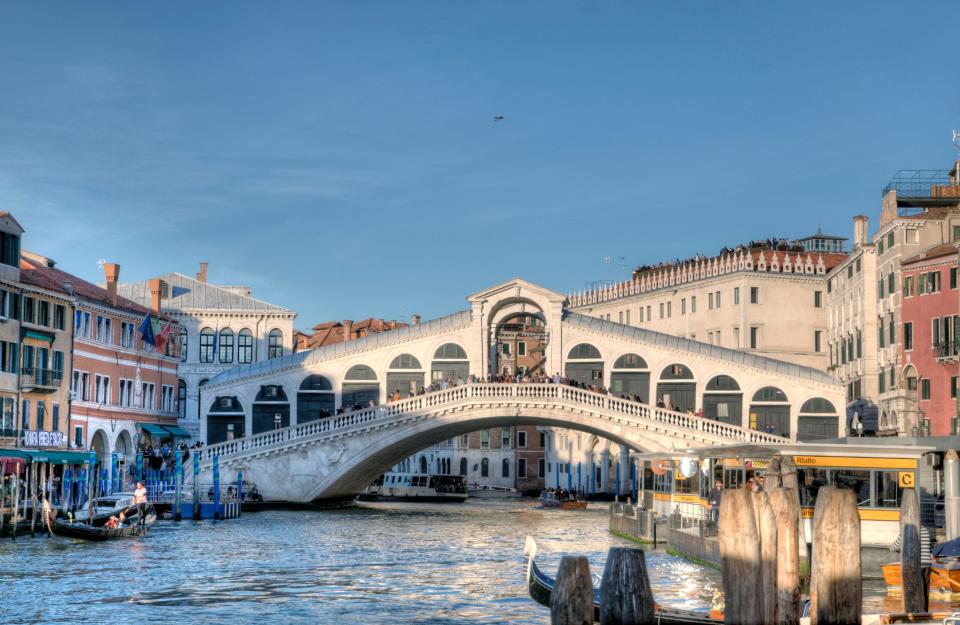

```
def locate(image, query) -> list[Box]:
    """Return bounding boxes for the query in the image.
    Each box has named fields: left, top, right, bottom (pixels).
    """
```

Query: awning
left=138, top=423, right=170, bottom=437
left=0, top=451, right=28, bottom=472
left=22, top=450, right=93, bottom=465
left=24, top=330, right=54, bottom=342
left=162, top=425, right=192, bottom=439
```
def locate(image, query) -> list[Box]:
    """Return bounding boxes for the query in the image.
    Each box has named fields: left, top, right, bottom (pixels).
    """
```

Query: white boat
left=467, top=484, right=521, bottom=499
left=358, top=474, right=468, bottom=503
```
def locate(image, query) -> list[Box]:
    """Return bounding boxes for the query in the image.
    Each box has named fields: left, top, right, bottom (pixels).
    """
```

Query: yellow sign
left=899, top=472, right=915, bottom=488
left=791, top=456, right=916, bottom=470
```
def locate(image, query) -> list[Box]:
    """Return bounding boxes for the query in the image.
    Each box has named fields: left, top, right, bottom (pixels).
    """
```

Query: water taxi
left=358, top=474, right=468, bottom=503
left=540, top=489, right=588, bottom=510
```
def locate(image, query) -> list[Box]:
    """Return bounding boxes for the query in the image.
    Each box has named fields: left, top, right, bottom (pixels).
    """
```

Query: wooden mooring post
left=11, top=463, right=20, bottom=541
left=29, top=461, right=38, bottom=537
left=599, top=546, right=655, bottom=625
left=899, top=488, right=926, bottom=614
left=719, top=488, right=763, bottom=624
left=769, top=488, right=801, bottom=625
left=550, top=555, right=593, bottom=625
left=810, top=486, right=861, bottom=625
left=753, top=490, right=778, bottom=625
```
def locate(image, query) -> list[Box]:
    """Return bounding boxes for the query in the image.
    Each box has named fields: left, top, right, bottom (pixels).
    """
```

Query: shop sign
left=23, top=430, right=65, bottom=448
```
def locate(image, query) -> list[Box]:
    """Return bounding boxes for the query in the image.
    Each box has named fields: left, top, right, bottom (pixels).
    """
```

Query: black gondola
left=523, top=536, right=718, bottom=625
left=43, top=501, right=156, bottom=541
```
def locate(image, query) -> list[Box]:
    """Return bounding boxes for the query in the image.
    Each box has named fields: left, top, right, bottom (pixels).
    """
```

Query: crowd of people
left=630, top=238, right=807, bottom=280
left=134, top=441, right=200, bottom=474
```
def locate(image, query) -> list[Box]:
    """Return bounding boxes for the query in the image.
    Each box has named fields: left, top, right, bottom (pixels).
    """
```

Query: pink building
left=899, top=243, right=960, bottom=436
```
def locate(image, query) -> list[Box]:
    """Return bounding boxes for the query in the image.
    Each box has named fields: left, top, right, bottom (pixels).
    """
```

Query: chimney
left=342, top=319, right=353, bottom=341
left=853, top=215, right=869, bottom=249
left=196, top=262, right=208, bottom=284
left=103, top=262, right=120, bottom=306
left=147, top=278, right=163, bottom=315
left=411, top=314, right=421, bottom=325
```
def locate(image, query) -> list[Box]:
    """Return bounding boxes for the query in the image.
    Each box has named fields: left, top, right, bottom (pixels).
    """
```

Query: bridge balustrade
left=196, top=383, right=787, bottom=464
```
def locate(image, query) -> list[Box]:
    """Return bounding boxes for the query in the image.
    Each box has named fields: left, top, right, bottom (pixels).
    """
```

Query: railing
left=196, top=383, right=790, bottom=464
left=883, top=170, right=959, bottom=204
left=21, top=367, right=62, bottom=389
left=936, top=340, right=960, bottom=359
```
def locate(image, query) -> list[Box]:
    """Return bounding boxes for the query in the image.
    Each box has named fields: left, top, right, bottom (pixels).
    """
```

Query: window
left=179, top=331, right=188, bottom=362
left=52, top=403, right=59, bottom=432
left=22, top=296, right=35, bottom=324
left=94, top=374, right=110, bottom=405
left=888, top=272, right=895, bottom=295
left=907, top=376, right=918, bottom=391
left=52, top=350, right=63, bottom=374
left=518, top=458, right=527, bottom=478
left=646, top=305, right=652, bottom=319
left=733, top=327, right=740, bottom=348
left=856, top=258, right=861, bottom=272
left=502, top=428, right=510, bottom=448
left=21, top=399, right=29, bottom=430
left=95, top=315, right=112, bottom=344
left=878, top=239, right=884, bottom=255
left=74, top=426, right=82, bottom=448
left=953, top=376, right=959, bottom=400
left=480, top=430, right=489, bottom=448
left=178, top=380, right=186, bottom=419
left=119, top=379, right=133, bottom=407
left=37, top=301, right=50, bottom=326
left=750, top=287, right=759, bottom=304
left=238, top=329, right=254, bottom=363
left=219, top=329, right=234, bottom=363
left=666, top=301, right=672, bottom=317
left=161, top=385, right=175, bottom=412
left=0, top=231, right=20, bottom=268
left=681, top=299, right=686, bottom=315
left=659, top=303, right=664, bottom=319
left=268, top=329, right=284, bottom=358
left=952, top=268, right=958, bottom=290
left=639, top=307, right=644, bottom=323
left=814, top=291, right=822, bottom=308
left=734, top=287, right=740, bottom=305
left=888, top=231, right=895, bottom=248
left=502, top=459, right=510, bottom=478
left=517, top=431, right=527, bottom=448
left=879, top=372, right=885, bottom=393
left=199, top=328, right=215, bottom=363
left=481, top=458, right=489, bottom=477
left=921, top=379, right=931, bottom=401
left=141, top=382, right=155, bottom=410
left=0, top=340, right=17, bottom=374
left=857, top=330, right=862, bottom=358
left=815, top=330, right=822, bottom=353
left=460, top=458, right=468, bottom=476
left=690, top=297, right=696, bottom=313
left=750, top=327, right=759, bottom=349
left=501, top=342, right=511, bottom=356
left=903, top=276, right=915, bottom=297
left=878, top=277, right=884, bottom=298
left=715, top=291, right=721, bottom=307
left=517, top=341, right=526, bottom=357
left=618, top=311, right=623, bottom=324
left=538, top=458, right=545, bottom=478
left=36, top=401, right=45, bottom=430
left=54, top=304, right=65, bottom=330
left=625, top=309, right=630, bottom=325
left=708, top=293, right=714, bottom=309
left=539, top=432, right=546, bottom=447
left=119, top=321, right=134, bottom=348
left=928, top=271, right=942, bottom=293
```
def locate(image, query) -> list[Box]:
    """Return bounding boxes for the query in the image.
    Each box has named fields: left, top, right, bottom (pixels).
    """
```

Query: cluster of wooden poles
left=549, top=455, right=929, bottom=625
left=1, top=460, right=99, bottom=540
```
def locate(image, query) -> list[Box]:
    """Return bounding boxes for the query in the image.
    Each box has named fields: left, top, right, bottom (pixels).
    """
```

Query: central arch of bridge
left=192, top=383, right=786, bottom=503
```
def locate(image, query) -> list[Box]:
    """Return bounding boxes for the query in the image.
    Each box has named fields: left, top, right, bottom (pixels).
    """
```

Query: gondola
left=43, top=500, right=156, bottom=541
left=523, top=536, right=718, bottom=624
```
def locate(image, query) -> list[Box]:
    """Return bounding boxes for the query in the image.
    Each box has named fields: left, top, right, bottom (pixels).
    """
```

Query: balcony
left=883, top=170, right=960, bottom=209
left=21, top=367, right=62, bottom=393
left=936, top=340, right=960, bottom=362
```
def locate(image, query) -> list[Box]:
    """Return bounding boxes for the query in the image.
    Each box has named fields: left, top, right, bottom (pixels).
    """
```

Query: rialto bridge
left=191, top=279, right=844, bottom=503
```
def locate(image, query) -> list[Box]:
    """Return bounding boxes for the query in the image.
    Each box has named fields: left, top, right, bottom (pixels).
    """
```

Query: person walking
left=133, top=481, right=148, bottom=526
left=707, top=480, right=723, bottom=525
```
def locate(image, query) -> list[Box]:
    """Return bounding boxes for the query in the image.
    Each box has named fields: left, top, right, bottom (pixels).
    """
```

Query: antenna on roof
left=96, top=258, right=106, bottom=268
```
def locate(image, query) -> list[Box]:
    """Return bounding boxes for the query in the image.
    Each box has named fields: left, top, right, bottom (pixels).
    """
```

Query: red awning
left=0, top=455, right=26, bottom=473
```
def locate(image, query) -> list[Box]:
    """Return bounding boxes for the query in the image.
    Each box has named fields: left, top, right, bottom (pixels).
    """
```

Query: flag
left=155, top=320, right=174, bottom=353
left=138, top=313, right=155, bottom=346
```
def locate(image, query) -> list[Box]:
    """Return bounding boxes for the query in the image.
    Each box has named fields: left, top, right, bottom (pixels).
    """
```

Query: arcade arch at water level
left=195, top=278, right=844, bottom=503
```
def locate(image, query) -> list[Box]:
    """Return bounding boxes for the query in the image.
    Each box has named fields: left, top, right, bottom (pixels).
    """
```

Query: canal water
left=1, top=500, right=722, bottom=625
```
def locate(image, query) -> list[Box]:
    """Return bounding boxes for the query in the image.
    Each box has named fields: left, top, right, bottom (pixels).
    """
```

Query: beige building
left=567, top=242, right=848, bottom=370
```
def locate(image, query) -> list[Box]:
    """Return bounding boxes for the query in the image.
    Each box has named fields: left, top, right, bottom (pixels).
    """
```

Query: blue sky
left=1, top=2, right=958, bottom=325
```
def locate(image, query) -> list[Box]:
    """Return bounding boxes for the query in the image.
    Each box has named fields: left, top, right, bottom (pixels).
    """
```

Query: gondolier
left=133, top=482, right=148, bottom=526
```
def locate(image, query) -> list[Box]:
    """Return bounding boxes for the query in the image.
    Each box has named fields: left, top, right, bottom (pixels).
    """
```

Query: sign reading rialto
left=23, top=430, right=65, bottom=447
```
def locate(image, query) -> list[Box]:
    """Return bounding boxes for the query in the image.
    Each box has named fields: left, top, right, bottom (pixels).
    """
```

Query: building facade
left=454, top=425, right=545, bottom=493
left=20, top=255, right=184, bottom=475
left=899, top=244, right=959, bottom=436
left=116, top=263, right=296, bottom=441
left=0, top=213, right=24, bottom=449
left=567, top=242, right=847, bottom=370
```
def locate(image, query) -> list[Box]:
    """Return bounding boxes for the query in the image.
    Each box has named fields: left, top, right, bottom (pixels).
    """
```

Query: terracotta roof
left=902, top=242, right=959, bottom=266
left=899, top=206, right=959, bottom=221
left=294, top=317, right=409, bottom=350
left=19, top=254, right=170, bottom=320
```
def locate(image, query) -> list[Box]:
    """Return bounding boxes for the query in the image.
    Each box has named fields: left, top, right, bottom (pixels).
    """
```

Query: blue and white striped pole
left=110, top=453, right=118, bottom=494
left=213, top=455, right=221, bottom=520
left=567, top=463, right=572, bottom=492
left=577, top=462, right=582, bottom=496
left=174, top=450, right=182, bottom=521
left=192, top=453, right=200, bottom=520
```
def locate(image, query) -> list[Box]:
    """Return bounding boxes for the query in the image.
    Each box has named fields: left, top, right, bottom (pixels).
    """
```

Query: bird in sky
left=493, top=115, right=504, bottom=122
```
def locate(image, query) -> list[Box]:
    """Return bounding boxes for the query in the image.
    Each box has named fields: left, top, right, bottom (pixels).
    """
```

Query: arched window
left=345, top=365, right=377, bottom=380
left=660, top=364, right=694, bottom=380
left=206, top=395, right=244, bottom=444
left=800, top=398, right=836, bottom=413
left=502, top=458, right=510, bottom=478
left=177, top=379, right=186, bottom=420
left=434, top=343, right=467, bottom=360
left=481, top=457, right=489, bottom=477
left=752, top=387, right=788, bottom=402
left=218, top=329, right=234, bottom=364
left=343, top=365, right=379, bottom=407
left=268, top=329, right=284, bottom=359
left=387, top=354, right=424, bottom=398
left=179, top=330, right=188, bottom=362
left=655, top=364, right=695, bottom=412
left=297, top=375, right=335, bottom=423
left=253, top=385, right=289, bottom=434
left=798, top=397, right=839, bottom=442
left=199, top=328, right=215, bottom=363
left=568, top=343, right=602, bottom=360
left=613, top=354, right=648, bottom=369
left=459, top=457, right=468, bottom=476
left=703, top=375, right=742, bottom=426
left=238, top=328, right=254, bottom=364
left=420, top=456, right=428, bottom=474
